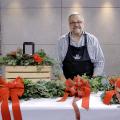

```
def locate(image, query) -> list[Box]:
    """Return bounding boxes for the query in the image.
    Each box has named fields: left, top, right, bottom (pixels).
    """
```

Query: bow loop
left=58, top=75, right=91, bottom=120
left=64, top=75, right=91, bottom=106
left=0, top=76, right=24, bottom=120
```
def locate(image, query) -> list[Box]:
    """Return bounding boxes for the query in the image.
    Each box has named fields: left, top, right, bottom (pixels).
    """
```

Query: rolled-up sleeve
left=88, top=36, right=105, bottom=76
left=56, top=38, right=64, bottom=75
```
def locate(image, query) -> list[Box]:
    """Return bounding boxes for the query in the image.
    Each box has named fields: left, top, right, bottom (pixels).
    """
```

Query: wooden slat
left=5, top=66, right=51, bottom=72
left=5, top=72, right=51, bottom=78
left=5, top=66, right=52, bottom=82
left=6, top=78, right=51, bottom=82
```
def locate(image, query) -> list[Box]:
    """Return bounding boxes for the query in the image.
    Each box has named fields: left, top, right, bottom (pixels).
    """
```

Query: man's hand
left=92, top=74, right=97, bottom=78
left=58, top=74, right=66, bottom=81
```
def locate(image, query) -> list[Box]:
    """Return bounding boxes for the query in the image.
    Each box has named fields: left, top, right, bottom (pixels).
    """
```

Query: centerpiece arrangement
left=0, top=48, right=54, bottom=81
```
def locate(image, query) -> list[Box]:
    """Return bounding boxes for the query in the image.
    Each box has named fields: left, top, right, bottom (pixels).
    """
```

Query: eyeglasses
left=69, top=21, right=83, bottom=25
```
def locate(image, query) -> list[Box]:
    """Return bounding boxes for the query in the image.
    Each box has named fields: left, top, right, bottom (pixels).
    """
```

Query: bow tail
left=81, top=87, right=90, bottom=109
left=82, top=96, right=90, bottom=109
left=57, top=92, right=69, bottom=102
left=1, top=97, right=11, bottom=120
left=72, top=97, right=80, bottom=120
left=11, top=93, right=22, bottom=120
left=103, top=90, right=115, bottom=105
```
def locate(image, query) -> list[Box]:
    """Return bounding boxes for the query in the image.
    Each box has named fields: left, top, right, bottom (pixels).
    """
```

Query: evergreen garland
left=21, top=79, right=65, bottom=100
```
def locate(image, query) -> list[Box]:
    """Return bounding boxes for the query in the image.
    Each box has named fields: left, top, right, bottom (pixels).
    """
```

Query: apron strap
left=68, top=32, right=71, bottom=46
left=83, top=32, right=87, bottom=46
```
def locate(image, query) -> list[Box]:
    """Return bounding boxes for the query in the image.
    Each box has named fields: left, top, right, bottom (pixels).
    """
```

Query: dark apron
left=62, top=32, right=94, bottom=79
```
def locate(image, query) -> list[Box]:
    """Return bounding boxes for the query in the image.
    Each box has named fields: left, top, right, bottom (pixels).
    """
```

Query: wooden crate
left=5, top=66, right=52, bottom=82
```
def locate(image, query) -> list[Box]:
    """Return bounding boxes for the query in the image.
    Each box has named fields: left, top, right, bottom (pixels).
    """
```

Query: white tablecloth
left=0, top=92, right=120, bottom=120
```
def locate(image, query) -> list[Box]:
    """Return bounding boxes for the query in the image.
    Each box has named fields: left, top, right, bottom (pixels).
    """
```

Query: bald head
left=68, top=13, right=84, bottom=36
left=68, top=13, right=84, bottom=22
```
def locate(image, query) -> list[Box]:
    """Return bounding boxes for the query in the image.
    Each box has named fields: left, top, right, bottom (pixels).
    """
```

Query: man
left=57, top=13, right=105, bottom=80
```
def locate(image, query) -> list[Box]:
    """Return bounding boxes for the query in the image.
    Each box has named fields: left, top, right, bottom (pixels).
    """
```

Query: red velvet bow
left=58, top=75, right=91, bottom=120
left=0, top=77, right=24, bottom=120
left=103, top=77, right=120, bottom=104
left=58, top=75, right=90, bottom=108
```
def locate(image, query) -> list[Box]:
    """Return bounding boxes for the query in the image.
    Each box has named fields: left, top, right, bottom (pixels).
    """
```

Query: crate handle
left=23, top=42, right=35, bottom=55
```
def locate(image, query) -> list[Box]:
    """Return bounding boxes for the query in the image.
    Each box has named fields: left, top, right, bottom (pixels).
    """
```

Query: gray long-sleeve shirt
left=57, top=32, right=105, bottom=76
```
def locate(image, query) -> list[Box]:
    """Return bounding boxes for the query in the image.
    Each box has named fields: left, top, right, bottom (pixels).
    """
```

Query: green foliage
left=110, top=94, right=120, bottom=104
left=0, top=56, right=4, bottom=65
left=20, top=75, right=120, bottom=104
left=89, top=76, right=110, bottom=93
left=21, top=76, right=109, bottom=100
left=37, top=49, right=46, bottom=58
left=21, top=79, right=65, bottom=100
left=1, top=49, right=53, bottom=66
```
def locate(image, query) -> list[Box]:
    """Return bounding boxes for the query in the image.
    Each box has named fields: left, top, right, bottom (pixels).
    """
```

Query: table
left=0, top=92, right=120, bottom=120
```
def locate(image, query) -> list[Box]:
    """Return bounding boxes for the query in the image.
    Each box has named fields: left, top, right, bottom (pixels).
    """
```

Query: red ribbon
left=0, top=77, right=24, bottom=120
left=58, top=75, right=90, bottom=120
left=103, top=78, right=120, bottom=104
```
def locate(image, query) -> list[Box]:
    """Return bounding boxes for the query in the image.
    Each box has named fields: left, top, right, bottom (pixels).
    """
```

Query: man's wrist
left=59, top=74, right=66, bottom=81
